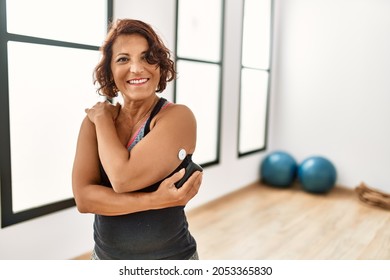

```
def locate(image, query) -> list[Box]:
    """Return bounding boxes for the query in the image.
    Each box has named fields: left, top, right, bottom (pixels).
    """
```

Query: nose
left=129, top=59, right=144, bottom=73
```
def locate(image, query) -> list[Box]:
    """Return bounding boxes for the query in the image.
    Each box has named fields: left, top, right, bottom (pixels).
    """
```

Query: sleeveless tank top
left=93, top=98, right=197, bottom=260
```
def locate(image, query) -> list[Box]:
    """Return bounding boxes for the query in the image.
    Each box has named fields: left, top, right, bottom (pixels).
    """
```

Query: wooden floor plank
left=186, top=182, right=390, bottom=260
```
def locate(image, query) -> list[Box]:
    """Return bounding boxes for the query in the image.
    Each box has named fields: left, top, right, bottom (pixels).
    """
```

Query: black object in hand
left=175, top=161, right=203, bottom=188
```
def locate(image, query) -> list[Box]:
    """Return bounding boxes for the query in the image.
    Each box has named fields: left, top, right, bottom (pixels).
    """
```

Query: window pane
left=7, top=42, right=101, bottom=212
left=242, top=0, right=271, bottom=69
left=176, top=60, right=220, bottom=164
left=6, top=0, right=107, bottom=46
left=239, top=68, right=269, bottom=154
left=177, top=0, right=222, bottom=62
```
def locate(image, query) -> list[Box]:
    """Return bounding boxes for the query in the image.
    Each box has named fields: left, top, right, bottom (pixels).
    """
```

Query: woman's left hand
left=85, top=101, right=121, bottom=123
left=152, top=169, right=203, bottom=209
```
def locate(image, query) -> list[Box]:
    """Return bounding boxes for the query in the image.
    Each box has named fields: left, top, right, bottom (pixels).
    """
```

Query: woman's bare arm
left=87, top=102, right=198, bottom=193
left=72, top=116, right=202, bottom=216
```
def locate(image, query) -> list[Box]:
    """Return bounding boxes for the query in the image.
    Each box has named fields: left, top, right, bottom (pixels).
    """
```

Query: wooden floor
left=73, top=182, right=390, bottom=260
left=187, top=182, right=390, bottom=260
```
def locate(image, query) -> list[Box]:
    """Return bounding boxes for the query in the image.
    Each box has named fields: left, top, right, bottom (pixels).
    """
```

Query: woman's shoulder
left=160, top=102, right=195, bottom=120
left=151, top=101, right=196, bottom=128
left=162, top=101, right=194, bottom=115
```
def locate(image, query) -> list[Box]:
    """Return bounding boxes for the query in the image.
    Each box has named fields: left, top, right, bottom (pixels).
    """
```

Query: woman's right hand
left=85, top=101, right=121, bottom=124
left=152, top=169, right=203, bottom=209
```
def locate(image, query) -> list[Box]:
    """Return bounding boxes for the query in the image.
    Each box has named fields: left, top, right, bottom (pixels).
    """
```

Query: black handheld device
left=175, top=161, right=203, bottom=188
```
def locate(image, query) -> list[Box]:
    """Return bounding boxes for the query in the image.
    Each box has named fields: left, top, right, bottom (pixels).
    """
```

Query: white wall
left=0, top=207, right=94, bottom=259
left=269, top=0, right=390, bottom=192
left=0, top=0, right=264, bottom=259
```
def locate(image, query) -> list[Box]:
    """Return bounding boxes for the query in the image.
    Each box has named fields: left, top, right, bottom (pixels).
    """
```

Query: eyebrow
left=115, top=53, right=129, bottom=57
left=114, top=51, right=148, bottom=57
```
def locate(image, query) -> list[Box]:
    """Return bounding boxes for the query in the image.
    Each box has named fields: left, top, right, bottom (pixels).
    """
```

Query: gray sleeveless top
left=93, top=98, right=197, bottom=259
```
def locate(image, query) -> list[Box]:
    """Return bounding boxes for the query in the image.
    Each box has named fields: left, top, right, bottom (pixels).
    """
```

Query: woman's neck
left=119, top=95, right=159, bottom=126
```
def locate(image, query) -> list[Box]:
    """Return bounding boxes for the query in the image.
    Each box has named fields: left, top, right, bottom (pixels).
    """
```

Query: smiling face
left=110, top=34, right=161, bottom=101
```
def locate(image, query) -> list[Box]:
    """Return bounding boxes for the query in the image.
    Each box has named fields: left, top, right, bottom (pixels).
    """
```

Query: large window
left=0, top=0, right=112, bottom=227
left=238, top=0, right=273, bottom=156
left=175, top=0, right=224, bottom=166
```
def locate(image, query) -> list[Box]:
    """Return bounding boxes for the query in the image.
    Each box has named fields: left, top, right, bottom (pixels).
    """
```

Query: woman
left=72, top=19, right=202, bottom=260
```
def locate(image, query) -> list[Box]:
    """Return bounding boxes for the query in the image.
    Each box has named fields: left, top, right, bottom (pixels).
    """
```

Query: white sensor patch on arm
left=178, top=148, right=187, bottom=160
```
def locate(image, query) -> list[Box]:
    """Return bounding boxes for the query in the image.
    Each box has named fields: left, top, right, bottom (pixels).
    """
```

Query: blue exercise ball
left=298, top=156, right=337, bottom=193
left=260, top=151, right=298, bottom=187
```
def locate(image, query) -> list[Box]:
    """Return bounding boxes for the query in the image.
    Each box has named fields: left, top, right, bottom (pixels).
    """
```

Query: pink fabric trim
left=126, top=101, right=173, bottom=148
left=126, top=121, right=146, bottom=149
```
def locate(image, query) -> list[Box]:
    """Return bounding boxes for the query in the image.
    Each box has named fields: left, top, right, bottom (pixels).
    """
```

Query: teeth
left=129, top=78, right=147, bottom=84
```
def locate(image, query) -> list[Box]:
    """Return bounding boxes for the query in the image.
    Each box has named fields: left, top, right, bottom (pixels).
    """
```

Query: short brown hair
left=94, top=19, right=176, bottom=98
